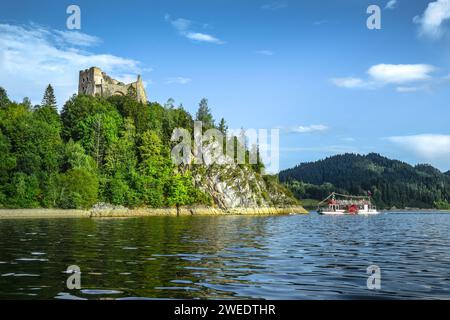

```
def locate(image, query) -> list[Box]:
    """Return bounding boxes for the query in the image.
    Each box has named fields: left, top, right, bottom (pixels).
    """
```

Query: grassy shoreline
left=0, top=206, right=308, bottom=219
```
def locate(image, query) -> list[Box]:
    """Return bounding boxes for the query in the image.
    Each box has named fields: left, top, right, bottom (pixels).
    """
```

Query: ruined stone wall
left=78, top=67, right=147, bottom=103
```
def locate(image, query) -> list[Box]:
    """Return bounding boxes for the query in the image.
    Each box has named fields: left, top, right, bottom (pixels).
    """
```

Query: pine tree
left=22, top=97, right=32, bottom=110
left=218, top=118, right=228, bottom=134
left=164, top=98, right=175, bottom=109
left=0, top=87, right=9, bottom=109
left=42, top=84, right=57, bottom=109
left=195, top=98, right=214, bottom=129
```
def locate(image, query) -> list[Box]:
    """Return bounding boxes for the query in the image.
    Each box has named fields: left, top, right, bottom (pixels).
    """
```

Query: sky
left=1, top=0, right=450, bottom=172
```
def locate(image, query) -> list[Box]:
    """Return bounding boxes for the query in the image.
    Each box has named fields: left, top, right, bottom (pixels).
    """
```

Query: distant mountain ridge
left=279, top=153, right=450, bottom=209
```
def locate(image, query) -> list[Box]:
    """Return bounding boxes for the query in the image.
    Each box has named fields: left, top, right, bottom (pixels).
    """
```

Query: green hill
left=279, top=153, right=450, bottom=209
left=0, top=85, right=298, bottom=210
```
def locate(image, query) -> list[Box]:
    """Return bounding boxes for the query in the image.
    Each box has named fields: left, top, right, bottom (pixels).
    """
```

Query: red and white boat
left=317, top=192, right=380, bottom=215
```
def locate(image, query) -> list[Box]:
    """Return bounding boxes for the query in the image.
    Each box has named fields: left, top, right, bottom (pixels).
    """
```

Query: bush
left=57, top=168, right=99, bottom=209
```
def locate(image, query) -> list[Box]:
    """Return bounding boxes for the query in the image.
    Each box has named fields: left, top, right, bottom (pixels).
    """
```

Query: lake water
left=0, top=212, right=449, bottom=300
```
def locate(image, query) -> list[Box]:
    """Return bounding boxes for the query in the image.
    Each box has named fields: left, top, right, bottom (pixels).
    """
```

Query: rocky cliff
left=191, top=161, right=301, bottom=210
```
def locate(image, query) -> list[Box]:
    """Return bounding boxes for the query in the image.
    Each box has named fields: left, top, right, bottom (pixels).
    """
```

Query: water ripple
left=1, top=212, right=450, bottom=299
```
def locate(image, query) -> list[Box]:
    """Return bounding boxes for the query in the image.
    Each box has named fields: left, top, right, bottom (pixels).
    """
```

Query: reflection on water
left=0, top=212, right=450, bottom=299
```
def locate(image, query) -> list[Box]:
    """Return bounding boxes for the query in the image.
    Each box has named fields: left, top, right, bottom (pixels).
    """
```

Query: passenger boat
left=317, top=192, right=380, bottom=215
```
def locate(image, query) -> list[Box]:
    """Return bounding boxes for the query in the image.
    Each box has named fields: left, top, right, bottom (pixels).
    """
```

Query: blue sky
left=1, top=0, right=450, bottom=171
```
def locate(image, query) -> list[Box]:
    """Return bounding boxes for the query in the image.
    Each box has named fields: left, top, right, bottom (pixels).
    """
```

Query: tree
left=0, top=131, right=16, bottom=177
left=174, top=105, right=193, bottom=130
left=41, top=84, right=57, bottom=109
left=61, top=94, right=116, bottom=141
left=0, top=87, right=9, bottom=109
left=218, top=118, right=228, bottom=134
left=250, top=144, right=265, bottom=173
left=6, top=173, right=40, bottom=208
left=162, top=109, right=175, bottom=142
left=0, top=100, right=63, bottom=208
left=167, top=173, right=190, bottom=215
left=78, top=111, right=122, bottom=166
left=107, top=95, right=151, bottom=134
left=57, top=168, right=99, bottom=209
left=0, top=131, right=16, bottom=205
left=164, top=98, right=175, bottom=109
left=62, top=140, right=96, bottom=173
left=139, top=130, right=164, bottom=160
left=146, top=102, right=165, bottom=134
left=0, top=102, right=62, bottom=176
left=104, top=118, right=137, bottom=174
left=38, top=85, right=60, bottom=131
left=103, top=119, right=140, bottom=206
left=196, top=98, right=214, bottom=130
left=22, top=97, right=32, bottom=110
left=34, top=103, right=61, bottom=127
left=138, top=130, right=170, bottom=207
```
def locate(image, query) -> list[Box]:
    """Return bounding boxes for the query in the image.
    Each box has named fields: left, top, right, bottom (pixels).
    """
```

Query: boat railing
left=317, top=192, right=374, bottom=210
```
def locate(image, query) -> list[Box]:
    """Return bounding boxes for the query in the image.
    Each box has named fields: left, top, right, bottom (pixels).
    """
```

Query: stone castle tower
left=78, top=67, right=147, bottom=103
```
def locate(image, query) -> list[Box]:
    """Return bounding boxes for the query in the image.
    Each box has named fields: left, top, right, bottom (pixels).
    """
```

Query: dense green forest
left=279, top=153, right=450, bottom=209
left=0, top=84, right=255, bottom=209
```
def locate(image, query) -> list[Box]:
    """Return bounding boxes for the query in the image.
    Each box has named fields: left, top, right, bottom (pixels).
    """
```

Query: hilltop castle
left=78, top=67, right=147, bottom=103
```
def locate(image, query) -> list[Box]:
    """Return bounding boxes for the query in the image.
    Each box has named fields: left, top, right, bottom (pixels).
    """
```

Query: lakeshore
left=0, top=206, right=308, bottom=219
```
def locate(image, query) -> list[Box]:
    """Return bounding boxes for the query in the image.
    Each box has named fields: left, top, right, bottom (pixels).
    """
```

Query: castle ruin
left=78, top=67, right=147, bottom=103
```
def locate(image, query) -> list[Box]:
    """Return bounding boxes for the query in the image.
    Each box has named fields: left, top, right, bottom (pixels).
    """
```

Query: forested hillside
left=0, top=85, right=296, bottom=210
left=279, top=153, right=450, bottom=209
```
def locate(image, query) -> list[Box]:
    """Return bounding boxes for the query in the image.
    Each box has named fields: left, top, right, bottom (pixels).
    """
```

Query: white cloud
left=287, top=125, right=329, bottom=134
left=54, top=30, right=102, bottom=47
left=166, top=16, right=192, bottom=32
left=261, top=1, right=288, bottom=10
left=385, top=0, right=398, bottom=10
left=368, top=64, right=435, bottom=84
left=165, top=14, right=224, bottom=44
left=387, top=134, right=450, bottom=161
left=0, top=23, right=146, bottom=108
left=414, top=0, right=450, bottom=39
left=255, top=50, right=274, bottom=56
left=185, top=32, right=223, bottom=44
left=165, top=77, right=192, bottom=85
left=331, top=64, right=437, bottom=91
left=331, top=77, right=372, bottom=89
